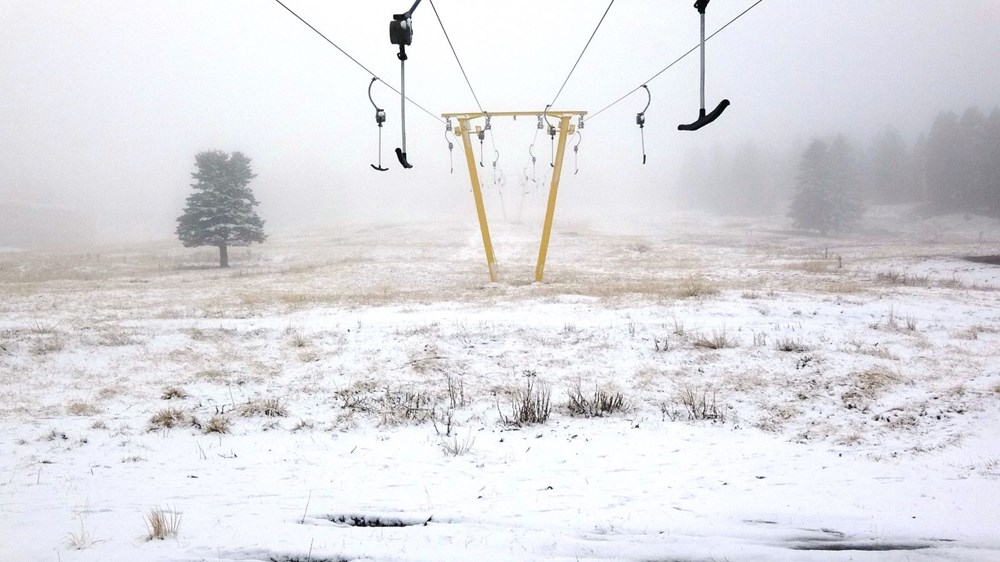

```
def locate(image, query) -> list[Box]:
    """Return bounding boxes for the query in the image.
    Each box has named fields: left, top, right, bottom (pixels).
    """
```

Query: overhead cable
left=547, top=0, right=617, bottom=109
left=428, top=0, right=485, bottom=113
left=272, top=0, right=444, bottom=124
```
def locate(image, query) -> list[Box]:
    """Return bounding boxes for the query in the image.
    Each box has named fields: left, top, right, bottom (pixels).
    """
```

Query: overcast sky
left=3, top=1, right=1000, bottom=242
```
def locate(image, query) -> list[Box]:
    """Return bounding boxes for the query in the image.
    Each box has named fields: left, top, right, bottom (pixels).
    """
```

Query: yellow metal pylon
left=444, top=110, right=586, bottom=283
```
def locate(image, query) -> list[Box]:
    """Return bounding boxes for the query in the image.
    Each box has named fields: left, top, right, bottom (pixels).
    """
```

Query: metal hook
left=636, top=84, right=650, bottom=165
left=544, top=105, right=556, bottom=168
left=444, top=118, right=455, bottom=174
left=368, top=77, right=389, bottom=172
left=476, top=126, right=485, bottom=167
left=572, top=131, right=581, bottom=175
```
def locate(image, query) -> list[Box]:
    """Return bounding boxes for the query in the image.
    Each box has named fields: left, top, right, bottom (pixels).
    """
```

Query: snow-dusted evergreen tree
left=788, top=137, right=863, bottom=235
left=176, top=150, right=266, bottom=267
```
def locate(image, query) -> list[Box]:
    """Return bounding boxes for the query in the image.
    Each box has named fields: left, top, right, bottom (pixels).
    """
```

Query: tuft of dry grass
left=144, top=507, right=182, bottom=540
left=149, top=407, right=198, bottom=430
left=692, top=329, right=734, bottom=350
left=440, top=432, right=476, bottom=457
left=67, top=401, right=100, bottom=416
left=672, top=276, right=719, bottom=299
left=238, top=397, right=288, bottom=418
left=65, top=518, right=96, bottom=550
left=203, top=415, right=231, bottom=434
left=774, top=337, right=809, bottom=353
left=161, top=386, right=188, bottom=400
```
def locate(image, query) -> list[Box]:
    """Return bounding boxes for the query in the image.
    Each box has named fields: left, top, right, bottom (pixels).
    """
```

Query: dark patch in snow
left=964, top=255, right=1000, bottom=266
left=789, top=541, right=931, bottom=551
left=320, top=513, right=433, bottom=527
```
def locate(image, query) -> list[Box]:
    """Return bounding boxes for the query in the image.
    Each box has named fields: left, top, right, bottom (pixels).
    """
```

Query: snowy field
left=2, top=206, right=1000, bottom=561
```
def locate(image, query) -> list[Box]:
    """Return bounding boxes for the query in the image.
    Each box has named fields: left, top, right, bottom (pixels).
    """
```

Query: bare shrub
left=692, top=329, right=733, bottom=349
left=378, top=387, right=433, bottom=426
left=672, top=318, right=685, bottom=336
left=291, top=419, right=314, bottom=432
left=672, top=386, right=726, bottom=422
left=238, top=397, right=288, bottom=418
left=203, top=415, right=231, bottom=434
left=775, top=337, right=809, bottom=352
left=149, top=407, right=198, bottom=430
left=566, top=380, right=628, bottom=417
left=161, top=386, right=188, bottom=400
left=144, top=507, right=182, bottom=540
left=89, top=419, right=108, bottom=430
left=499, top=373, right=551, bottom=426
left=440, top=432, right=476, bottom=457
left=445, top=374, right=466, bottom=409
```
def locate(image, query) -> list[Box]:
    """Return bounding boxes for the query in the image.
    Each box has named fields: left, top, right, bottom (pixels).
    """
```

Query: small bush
left=673, top=386, right=726, bottom=422
left=499, top=373, right=551, bottom=426
left=673, top=276, right=719, bottom=299
left=144, top=507, right=182, bottom=540
left=566, top=381, right=628, bottom=417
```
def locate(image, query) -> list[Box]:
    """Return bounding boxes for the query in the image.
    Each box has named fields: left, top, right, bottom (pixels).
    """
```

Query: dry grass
left=774, top=337, right=809, bottom=352
left=440, top=432, right=476, bottom=456
left=499, top=374, right=551, bottom=426
left=161, top=386, right=188, bottom=400
left=203, top=415, right=231, bottom=434
left=65, top=518, right=96, bottom=550
left=66, top=401, right=100, bottom=416
left=566, top=381, right=628, bottom=417
left=692, top=329, right=734, bottom=350
left=671, top=276, right=719, bottom=299
left=144, top=507, right=182, bottom=541
left=149, top=407, right=198, bottom=430
left=238, top=397, right=288, bottom=418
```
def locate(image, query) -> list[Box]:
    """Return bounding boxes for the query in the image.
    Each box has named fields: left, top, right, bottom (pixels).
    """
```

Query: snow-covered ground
left=2, top=206, right=999, bottom=561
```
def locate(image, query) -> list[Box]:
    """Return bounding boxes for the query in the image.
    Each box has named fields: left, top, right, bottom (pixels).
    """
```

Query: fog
left=3, top=0, right=1000, bottom=244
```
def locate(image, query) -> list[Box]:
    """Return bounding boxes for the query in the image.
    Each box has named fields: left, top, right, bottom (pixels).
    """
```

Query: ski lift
left=389, top=0, right=423, bottom=168
left=476, top=125, right=486, bottom=167
left=678, top=0, right=729, bottom=131
left=636, top=84, right=650, bottom=164
left=368, top=77, right=389, bottom=171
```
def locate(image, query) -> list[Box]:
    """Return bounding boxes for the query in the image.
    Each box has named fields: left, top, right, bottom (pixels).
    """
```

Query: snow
left=1, top=206, right=999, bottom=561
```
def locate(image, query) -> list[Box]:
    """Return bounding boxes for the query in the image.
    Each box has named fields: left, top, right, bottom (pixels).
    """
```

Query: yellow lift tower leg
left=455, top=117, right=497, bottom=282
left=444, top=111, right=586, bottom=284
left=535, top=115, right=572, bottom=283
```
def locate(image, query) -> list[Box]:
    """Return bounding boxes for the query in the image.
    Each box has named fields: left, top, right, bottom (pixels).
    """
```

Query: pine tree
left=788, top=137, right=863, bottom=235
left=176, top=150, right=266, bottom=267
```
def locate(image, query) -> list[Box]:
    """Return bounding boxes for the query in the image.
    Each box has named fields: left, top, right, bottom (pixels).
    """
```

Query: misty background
left=3, top=0, right=1000, bottom=245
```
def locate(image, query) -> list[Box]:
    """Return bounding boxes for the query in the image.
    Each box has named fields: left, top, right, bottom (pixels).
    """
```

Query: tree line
left=680, top=105, right=1000, bottom=234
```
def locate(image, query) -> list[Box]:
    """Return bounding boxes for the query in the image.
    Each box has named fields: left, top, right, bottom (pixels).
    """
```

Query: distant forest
left=680, top=105, right=1000, bottom=219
